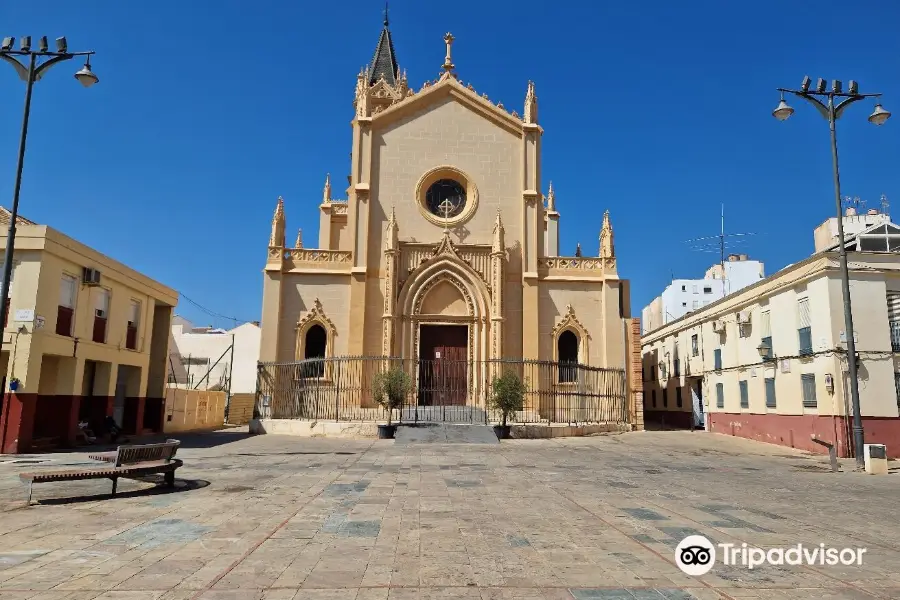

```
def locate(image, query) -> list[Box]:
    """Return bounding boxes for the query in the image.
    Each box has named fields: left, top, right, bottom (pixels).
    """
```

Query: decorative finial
left=323, top=173, right=332, bottom=203
left=269, top=197, right=286, bottom=247
left=599, top=210, right=615, bottom=259
left=437, top=197, right=456, bottom=235
left=442, top=32, right=455, bottom=73
left=524, top=80, right=538, bottom=124
left=492, top=208, right=505, bottom=253
left=383, top=1, right=389, bottom=26
left=294, top=228, right=303, bottom=249
left=575, top=243, right=582, bottom=257
left=547, top=181, right=555, bottom=211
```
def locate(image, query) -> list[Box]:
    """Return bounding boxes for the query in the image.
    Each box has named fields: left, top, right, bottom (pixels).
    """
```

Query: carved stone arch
left=414, top=275, right=474, bottom=317
left=551, top=304, right=591, bottom=366
left=295, top=299, right=338, bottom=361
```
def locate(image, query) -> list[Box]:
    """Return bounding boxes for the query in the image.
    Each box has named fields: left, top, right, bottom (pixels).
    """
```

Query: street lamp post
left=773, top=76, right=891, bottom=470
left=0, top=36, right=97, bottom=335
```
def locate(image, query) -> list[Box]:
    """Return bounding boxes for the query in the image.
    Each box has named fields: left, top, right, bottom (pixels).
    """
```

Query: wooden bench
left=19, top=439, right=182, bottom=505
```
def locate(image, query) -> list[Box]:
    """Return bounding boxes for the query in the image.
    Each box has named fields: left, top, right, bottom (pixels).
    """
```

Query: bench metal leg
left=111, top=477, right=118, bottom=496
left=164, top=470, right=175, bottom=488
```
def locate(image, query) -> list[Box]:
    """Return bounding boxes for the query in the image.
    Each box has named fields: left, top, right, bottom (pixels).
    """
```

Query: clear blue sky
left=3, top=1, right=899, bottom=329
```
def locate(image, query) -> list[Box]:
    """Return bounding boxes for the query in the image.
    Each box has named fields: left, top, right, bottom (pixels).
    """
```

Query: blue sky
left=3, top=0, right=899, bottom=329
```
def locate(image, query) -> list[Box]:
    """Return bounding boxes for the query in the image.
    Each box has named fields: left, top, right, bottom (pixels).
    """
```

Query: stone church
left=259, top=16, right=636, bottom=411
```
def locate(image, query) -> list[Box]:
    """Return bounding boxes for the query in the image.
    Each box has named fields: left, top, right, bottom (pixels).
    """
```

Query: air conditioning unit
left=82, top=267, right=101, bottom=285
left=737, top=311, right=751, bottom=324
left=95, top=308, right=107, bottom=318
left=712, top=319, right=726, bottom=333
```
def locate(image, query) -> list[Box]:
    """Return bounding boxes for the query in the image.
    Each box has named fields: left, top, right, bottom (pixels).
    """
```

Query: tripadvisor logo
left=675, top=535, right=868, bottom=575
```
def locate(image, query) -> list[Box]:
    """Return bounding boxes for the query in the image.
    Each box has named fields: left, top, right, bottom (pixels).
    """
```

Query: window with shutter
left=895, top=373, right=900, bottom=411
left=716, top=382, right=724, bottom=409
left=887, top=293, right=900, bottom=351
left=56, top=274, right=77, bottom=336
left=714, top=349, right=722, bottom=370
left=676, top=387, right=683, bottom=408
left=801, top=373, right=817, bottom=409
left=739, top=380, right=749, bottom=408
left=765, top=377, right=776, bottom=408
left=797, top=298, right=812, bottom=355
left=93, top=289, right=110, bottom=343
left=126, top=299, right=140, bottom=350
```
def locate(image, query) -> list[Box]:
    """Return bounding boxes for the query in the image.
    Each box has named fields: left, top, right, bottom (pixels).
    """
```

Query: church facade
left=259, top=19, right=638, bottom=420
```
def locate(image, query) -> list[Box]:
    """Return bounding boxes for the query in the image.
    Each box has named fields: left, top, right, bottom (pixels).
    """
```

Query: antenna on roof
left=683, top=203, right=758, bottom=297
left=881, top=194, right=890, bottom=217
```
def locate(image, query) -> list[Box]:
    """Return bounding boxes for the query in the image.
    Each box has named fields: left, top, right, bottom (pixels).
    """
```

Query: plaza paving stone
left=0, top=427, right=897, bottom=599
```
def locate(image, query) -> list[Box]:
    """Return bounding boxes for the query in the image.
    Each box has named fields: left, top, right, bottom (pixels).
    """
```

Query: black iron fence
left=256, top=356, right=628, bottom=425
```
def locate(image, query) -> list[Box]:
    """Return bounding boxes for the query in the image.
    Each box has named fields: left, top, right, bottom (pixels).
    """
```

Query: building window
left=713, top=348, right=722, bottom=370
left=662, top=388, right=668, bottom=407
left=692, top=285, right=699, bottom=294
left=676, top=386, right=683, bottom=408
left=765, top=377, right=776, bottom=408
left=801, top=373, right=817, bottom=409
left=57, top=274, right=77, bottom=337
left=425, top=179, right=466, bottom=219
left=692, top=300, right=699, bottom=309
left=557, top=330, right=579, bottom=383
left=682, top=302, right=687, bottom=307
left=126, top=300, right=141, bottom=350
left=797, top=297, right=812, bottom=355
left=659, top=361, right=667, bottom=380
left=716, top=382, right=724, bottom=409
left=760, top=310, right=772, bottom=360
left=702, top=300, right=710, bottom=306
left=691, top=334, right=699, bottom=356
left=674, top=358, right=680, bottom=377
left=887, top=293, right=900, bottom=352
left=651, top=389, right=656, bottom=408
left=302, top=324, right=327, bottom=378
left=739, top=380, right=749, bottom=409
left=703, top=286, right=712, bottom=294
left=681, top=285, right=686, bottom=292
left=93, top=289, right=110, bottom=343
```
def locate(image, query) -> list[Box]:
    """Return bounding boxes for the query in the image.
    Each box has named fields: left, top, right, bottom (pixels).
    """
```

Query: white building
left=641, top=209, right=900, bottom=459
left=641, top=254, right=765, bottom=334
left=168, top=318, right=261, bottom=394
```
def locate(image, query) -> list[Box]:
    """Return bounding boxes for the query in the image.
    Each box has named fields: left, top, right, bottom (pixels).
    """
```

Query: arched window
left=303, top=324, right=327, bottom=378
left=557, top=330, right=579, bottom=383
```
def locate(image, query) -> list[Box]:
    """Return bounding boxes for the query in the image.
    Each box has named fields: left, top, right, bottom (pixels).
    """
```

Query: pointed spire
left=367, top=8, right=399, bottom=86
left=269, top=197, right=286, bottom=247
left=599, top=210, right=615, bottom=258
left=294, top=228, right=303, bottom=249
left=383, top=1, right=389, bottom=26
left=524, top=80, right=538, bottom=124
left=323, top=173, right=332, bottom=203
left=546, top=181, right=556, bottom=211
left=575, top=243, right=582, bottom=257
left=492, top=208, right=505, bottom=254
left=386, top=205, right=399, bottom=250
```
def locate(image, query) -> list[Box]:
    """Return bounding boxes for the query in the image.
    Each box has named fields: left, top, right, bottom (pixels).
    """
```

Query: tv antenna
left=882, top=194, right=890, bottom=217
left=683, top=204, right=758, bottom=297
left=842, top=195, right=866, bottom=214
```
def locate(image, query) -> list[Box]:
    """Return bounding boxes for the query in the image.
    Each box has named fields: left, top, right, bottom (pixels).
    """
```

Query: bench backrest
left=114, top=439, right=180, bottom=467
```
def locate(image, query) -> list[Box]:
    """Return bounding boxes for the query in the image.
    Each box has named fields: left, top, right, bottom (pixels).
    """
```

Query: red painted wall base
left=707, top=412, right=900, bottom=459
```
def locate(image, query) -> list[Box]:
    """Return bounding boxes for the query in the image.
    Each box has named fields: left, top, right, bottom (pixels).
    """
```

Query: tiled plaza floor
left=0, top=427, right=898, bottom=599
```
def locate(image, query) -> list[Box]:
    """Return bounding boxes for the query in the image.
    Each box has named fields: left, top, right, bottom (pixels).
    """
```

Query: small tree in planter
left=490, top=370, right=526, bottom=439
left=372, top=367, right=411, bottom=439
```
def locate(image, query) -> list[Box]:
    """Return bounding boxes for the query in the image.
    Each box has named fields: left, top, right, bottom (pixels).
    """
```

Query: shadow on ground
left=34, top=476, right=210, bottom=506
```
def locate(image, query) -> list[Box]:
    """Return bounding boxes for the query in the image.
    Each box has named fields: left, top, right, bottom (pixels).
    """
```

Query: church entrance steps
left=398, top=405, right=487, bottom=424
left=393, top=423, right=499, bottom=445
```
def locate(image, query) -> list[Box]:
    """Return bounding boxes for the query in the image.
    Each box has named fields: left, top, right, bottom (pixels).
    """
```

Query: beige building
left=0, top=208, right=177, bottom=453
left=641, top=211, right=900, bottom=458
left=258, top=20, right=639, bottom=422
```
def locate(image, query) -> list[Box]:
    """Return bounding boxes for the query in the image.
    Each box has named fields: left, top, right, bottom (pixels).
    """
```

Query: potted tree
left=490, top=370, right=526, bottom=439
left=372, top=367, right=410, bottom=439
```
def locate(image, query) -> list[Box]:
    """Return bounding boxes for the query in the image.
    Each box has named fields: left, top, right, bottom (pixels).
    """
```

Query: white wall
left=169, top=320, right=261, bottom=394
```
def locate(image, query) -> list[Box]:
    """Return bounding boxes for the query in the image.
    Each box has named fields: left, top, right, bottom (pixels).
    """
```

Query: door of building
left=691, top=379, right=705, bottom=429
left=418, top=324, right=468, bottom=407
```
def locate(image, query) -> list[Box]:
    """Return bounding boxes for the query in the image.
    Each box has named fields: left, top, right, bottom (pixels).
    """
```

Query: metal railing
left=890, top=321, right=900, bottom=352
left=255, top=356, right=628, bottom=426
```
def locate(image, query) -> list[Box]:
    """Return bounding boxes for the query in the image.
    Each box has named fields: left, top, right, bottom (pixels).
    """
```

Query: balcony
left=891, top=321, right=900, bottom=352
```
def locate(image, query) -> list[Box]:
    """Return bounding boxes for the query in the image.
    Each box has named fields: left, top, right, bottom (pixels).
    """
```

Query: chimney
left=846, top=207, right=857, bottom=216
left=739, top=254, right=748, bottom=261
left=867, top=209, right=879, bottom=216
left=727, top=254, right=739, bottom=262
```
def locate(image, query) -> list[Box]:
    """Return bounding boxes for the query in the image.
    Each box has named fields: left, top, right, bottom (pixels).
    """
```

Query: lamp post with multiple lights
left=773, top=77, right=890, bottom=469
left=0, top=36, right=97, bottom=342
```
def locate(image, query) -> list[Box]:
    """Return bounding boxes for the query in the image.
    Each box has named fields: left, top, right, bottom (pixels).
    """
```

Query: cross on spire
left=437, top=198, right=457, bottom=234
